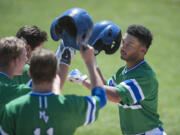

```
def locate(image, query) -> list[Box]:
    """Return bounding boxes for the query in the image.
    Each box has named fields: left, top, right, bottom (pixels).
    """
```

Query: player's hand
left=68, top=69, right=88, bottom=85
left=56, top=41, right=76, bottom=65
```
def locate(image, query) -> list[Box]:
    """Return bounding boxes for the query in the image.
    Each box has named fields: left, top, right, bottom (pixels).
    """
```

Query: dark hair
left=16, top=25, right=48, bottom=50
left=127, top=25, right=153, bottom=49
left=30, top=48, right=57, bottom=84
left=0, top=37, right=25, bottom=68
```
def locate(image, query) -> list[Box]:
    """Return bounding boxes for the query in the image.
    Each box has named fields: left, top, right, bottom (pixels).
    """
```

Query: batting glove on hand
left=68, top=69, right=88, bottom=85
left=56, top=41, right=76, bottom=65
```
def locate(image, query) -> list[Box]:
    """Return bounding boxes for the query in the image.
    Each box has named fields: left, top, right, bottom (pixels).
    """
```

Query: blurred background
left=0, top=0, right=180, bottom=134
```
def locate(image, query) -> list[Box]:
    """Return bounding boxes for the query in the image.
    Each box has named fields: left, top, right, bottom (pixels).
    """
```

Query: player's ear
left=25, top=44, right=31, bottom=53
left=141, top=45, right=147, bottom=54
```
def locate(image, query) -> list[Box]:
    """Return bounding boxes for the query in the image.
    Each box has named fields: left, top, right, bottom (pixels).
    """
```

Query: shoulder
left=13, top=83, right=32, bottom=94
left=1, top=80, right=31, bottom=93
left=134, top=62, right=157, bottom=78
left=24, top=64, right=30, bottom=70
left=132, top=63, right=158, bottom=90
left=17, top=83, right=31, bottom=89
left=63, top=94, right=85, bottom=104
left=5, top=94, right=30, bottom=112
left=116, top=66, right=126, bottom=74
left=112, top=66, right=126, bottom=78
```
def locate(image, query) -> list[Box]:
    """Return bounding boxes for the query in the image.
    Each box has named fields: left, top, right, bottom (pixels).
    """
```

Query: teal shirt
left=0, top=72, right=32, bottom=116
left=12, top=64, right=31, bottom=85
left=0, top=91, right=101, bottom=135
left=107, top=61, right=163, bottom=134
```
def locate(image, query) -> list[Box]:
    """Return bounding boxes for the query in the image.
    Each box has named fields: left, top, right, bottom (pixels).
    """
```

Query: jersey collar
left=124, top=60, right=146, bottom=75
left=0, top=72, right=10, bottom=78
left=30, top=91, right=54, bottom=96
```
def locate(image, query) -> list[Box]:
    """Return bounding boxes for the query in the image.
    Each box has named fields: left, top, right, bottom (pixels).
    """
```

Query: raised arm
left=80, top=45, right=107, bottom=108
left=81, top=67, right=106, bottom=90
left=80, top=46, right=103, bottom=89
left=56, top=41, right=75, bottom=89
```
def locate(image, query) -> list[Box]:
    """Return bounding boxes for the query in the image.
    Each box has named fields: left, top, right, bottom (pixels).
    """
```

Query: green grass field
left=0, top=0, right=180, bottom=134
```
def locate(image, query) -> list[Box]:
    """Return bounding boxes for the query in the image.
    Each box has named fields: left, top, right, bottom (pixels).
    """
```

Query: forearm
left=102, top=85, right=122, bottom=103
left=86, top=62, right=103, bottom=89
left=58, top=64, right=69, bottom=89
left=96, top=67, right=106, bottom=84
left=81, top=67, right=106, bottom=90
left=52, top=74, right=61, bottom=95
left=82, top=67, right=106, bottom=89
left=82, top=79, right=91, bottom=90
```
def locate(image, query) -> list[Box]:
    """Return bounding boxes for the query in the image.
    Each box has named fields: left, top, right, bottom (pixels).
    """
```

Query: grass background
left=0, top=0, right=180, bottom=134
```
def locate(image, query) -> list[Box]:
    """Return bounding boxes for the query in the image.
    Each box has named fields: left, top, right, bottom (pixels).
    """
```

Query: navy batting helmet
left=89, top=21, right=122, bottom=55
left=50, top=8, right=93, bottom=50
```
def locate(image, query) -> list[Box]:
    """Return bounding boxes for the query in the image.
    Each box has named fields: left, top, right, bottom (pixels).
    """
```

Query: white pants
left=135, top=127, right=167, bottom=135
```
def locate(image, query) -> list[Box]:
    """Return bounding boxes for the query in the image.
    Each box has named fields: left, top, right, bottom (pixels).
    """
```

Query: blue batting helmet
left=89, top=21, right=122, bottom=55
left=50, top=8, right=93, bottom=50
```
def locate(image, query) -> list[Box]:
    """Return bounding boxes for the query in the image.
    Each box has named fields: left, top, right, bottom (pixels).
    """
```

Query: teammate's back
left=2, top=91, right=102, bottom=135
left=0, top=47, right=107, bottom=135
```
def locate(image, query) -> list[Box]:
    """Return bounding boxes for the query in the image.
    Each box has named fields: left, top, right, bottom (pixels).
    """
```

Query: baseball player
left=68, top=25, right=167, bottom=135
left=13, top=25, right=48, bottom=85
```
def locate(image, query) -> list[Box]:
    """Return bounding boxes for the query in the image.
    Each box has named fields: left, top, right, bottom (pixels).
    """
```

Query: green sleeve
left=64, top=95, right=100, bottom=127
left=115, top=75, right=157, bottom=105
left=0, top=105, right=15, bottom=135
left=15, top=84, right=32, bottom=97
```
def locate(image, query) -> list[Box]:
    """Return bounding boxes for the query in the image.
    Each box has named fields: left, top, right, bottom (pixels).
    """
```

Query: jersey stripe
left=89, top=97, right=96, bottom=124
left=0, top=126, right=8, bottom=135
left=84, top=101, right=91, bottom=125
left=118, top=103, right=142, bottom=109
left=107, top=78, right=117, bottom=86
left=30, top=91, right=54, bottom=96
left=132, top=79, right=145, bottom=100
left=39, top=96, right=42, bottom=108
left=26, top=79, right=32, bottom=88
left=120, top=82, right=137, bottom=104
left=124, top=60, right=146, bottom=75
left=84, top=96, right=97, bottom=126
left=44, top=96, right=48, bottom=109
left=120, top=79, right=144, bottom=104
left=124, top=80, right=142, bottom=100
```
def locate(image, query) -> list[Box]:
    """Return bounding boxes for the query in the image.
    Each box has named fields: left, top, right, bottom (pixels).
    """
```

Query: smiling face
left=120, top=33, right=147, bottom=62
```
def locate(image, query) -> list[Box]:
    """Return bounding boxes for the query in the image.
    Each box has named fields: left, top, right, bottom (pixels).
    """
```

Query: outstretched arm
left=82, top=77, right=122, bottom=103
left=102, top=85, right=121, bottom=103
left=68, top=46, right=122, bottom=103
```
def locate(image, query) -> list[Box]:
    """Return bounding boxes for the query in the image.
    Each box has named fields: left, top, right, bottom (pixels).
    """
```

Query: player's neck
left=0, top=68, right=14, bottom=79
left=32, top=82, right=53, bottom=93
left=126, top=58, right=144, bottom=69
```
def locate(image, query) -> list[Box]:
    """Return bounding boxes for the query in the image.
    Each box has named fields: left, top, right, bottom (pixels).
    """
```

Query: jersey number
left=34, top=128, right=54, bottom=135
